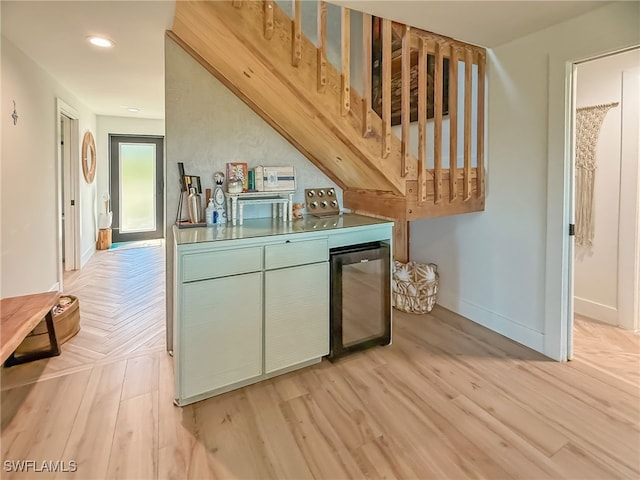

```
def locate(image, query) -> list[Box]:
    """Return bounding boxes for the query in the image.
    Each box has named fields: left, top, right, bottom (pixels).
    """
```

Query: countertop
left=173, top=213, right=393, bottom=246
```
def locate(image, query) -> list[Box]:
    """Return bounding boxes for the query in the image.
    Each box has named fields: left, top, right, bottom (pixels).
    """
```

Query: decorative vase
left=213, top=171, right=227, bottom=224
left=187, top=187, right=201, bottom=223
left=227, top=177, right=243, bottom=194
left=98, top=212, right=112, bottom=229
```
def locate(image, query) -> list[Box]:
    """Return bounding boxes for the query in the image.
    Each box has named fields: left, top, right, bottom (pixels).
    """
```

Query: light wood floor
left=1, top=245, right=639, bottom=479
left=0, top=245, right=166, bottom=391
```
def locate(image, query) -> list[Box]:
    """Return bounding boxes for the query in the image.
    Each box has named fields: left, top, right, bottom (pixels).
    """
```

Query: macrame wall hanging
left=575, top=102, right=619, bottom=249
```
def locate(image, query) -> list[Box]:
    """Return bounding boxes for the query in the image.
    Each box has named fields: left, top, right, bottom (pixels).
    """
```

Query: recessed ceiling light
left=87, top=36, right=114, bottom=48
left=127, top=108, right=140, bottom=113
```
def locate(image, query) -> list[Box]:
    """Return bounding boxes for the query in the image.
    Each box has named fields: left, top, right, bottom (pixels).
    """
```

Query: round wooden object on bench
left=15, top=296, right=80, bottom=355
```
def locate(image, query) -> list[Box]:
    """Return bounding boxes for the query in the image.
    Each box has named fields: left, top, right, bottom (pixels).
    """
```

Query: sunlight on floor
left=109, top=238, right=164, bottom=251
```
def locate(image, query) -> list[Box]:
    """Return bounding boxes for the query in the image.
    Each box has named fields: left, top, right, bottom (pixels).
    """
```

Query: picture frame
left=371, top=17, right=450, bottom=126
left=226, top=162, right=249, bottom=191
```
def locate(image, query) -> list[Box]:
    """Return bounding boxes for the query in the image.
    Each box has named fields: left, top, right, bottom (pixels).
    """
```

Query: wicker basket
left=15, top=295, right=80, bottom=354
left=392, top=261, right=438, bottom=314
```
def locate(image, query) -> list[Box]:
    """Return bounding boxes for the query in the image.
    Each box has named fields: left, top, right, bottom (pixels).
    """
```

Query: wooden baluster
left=476, top=50, right=486, bottom=198
left=341, top=8, right=350, bottom=116
left=264, top=0, right=274, bottom=40
left=232, top=0, right=242, bottom=7
left=449, top=46, right=459, bottom=201
left=433, top=40, right=444, bottom=205
left=292, top=0, right=302, bottom=67
left=317, top=1, right=327, bottom=91
left=381, top=18, right=392, bottom=159
left=362, top=13, right=372, bottom=135
left=463, top=47, right=473, bottom=200
left=417, top=37, right=427, bottom=204
left=400, top=25, right=410, bottom=177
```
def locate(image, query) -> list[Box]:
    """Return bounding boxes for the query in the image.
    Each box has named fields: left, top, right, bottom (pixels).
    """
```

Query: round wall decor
left=82, top=131, right=97, bottom=183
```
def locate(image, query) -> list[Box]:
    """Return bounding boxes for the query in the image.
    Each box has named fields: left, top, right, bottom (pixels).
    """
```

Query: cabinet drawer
left=264, top=238, right=328, bottom=270
left=182, top=246, right=262, bottom=282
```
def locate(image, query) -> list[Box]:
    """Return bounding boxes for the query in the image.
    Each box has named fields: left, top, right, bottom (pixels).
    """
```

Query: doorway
left=109, top=135, right=164, bottom=243
left=57, top=99, right=80, bottom=287
left=568, top=48, right=640, bottom=358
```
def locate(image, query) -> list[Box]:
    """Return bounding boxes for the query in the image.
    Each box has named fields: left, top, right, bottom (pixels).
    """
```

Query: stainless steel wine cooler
left=328, top=241, right=391, bottom=360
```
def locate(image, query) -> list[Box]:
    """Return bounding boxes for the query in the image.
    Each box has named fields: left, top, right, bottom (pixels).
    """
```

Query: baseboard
left=81, top=244, right=96, bottom=268
left=49, top=282, right=60, bottom=292
left=574, top=296, right=617, bottom=325
left=437, top=290, right=545, bottom=355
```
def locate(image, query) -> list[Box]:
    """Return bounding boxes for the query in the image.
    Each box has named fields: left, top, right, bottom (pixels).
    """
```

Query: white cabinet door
left=264, top=262, right=329, bottom=373
left=180, top=272, right=262, bottom=399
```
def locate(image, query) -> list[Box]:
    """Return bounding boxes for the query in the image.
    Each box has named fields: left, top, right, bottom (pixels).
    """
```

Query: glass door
left=329, top=242, right=391, bottom=360
left=110, top=135, right=164, bottom=242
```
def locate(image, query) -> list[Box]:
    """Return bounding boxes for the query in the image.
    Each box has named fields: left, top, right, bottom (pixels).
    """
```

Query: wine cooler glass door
left=329, top=242, right=391, bottom=360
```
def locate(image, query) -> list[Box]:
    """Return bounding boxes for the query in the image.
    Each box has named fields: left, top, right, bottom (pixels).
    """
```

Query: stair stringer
left=171, top=0, right=420, bottom=197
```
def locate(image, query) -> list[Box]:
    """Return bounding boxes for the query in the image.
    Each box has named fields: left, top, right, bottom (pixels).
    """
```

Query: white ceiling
left=1, top=1, right=609, bottom=120
left=327, top=1, right=611, bottom=48
left=1, top=0, right=175, bottom=119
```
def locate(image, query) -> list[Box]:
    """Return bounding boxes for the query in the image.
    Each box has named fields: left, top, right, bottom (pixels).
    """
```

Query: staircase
left=169, top=0, right=486, bottom=259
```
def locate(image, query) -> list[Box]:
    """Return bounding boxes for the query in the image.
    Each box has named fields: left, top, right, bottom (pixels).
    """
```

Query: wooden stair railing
left=169, top=0, right=486, bottom=259
left=340, top=10, right=487, bottom=227
left=171, top=0, right=409, bottom=195
left=271, top=0, right=487, bottom=216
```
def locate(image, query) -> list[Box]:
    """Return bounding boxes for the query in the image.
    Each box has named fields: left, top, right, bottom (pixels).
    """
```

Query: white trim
left=61, top=115, right=74, bottom=271
left=57, top=99, right=79, bottom=124
left=543, top=54, right=574, bottom=362
left=574, top=296, right=618, bottom=325
left=566, top=62, right=578, bottom=360
left=574, top=45, right=640, bottom=66
left=437, top=291, right=545, bottom=354
left=81, top=244, right=96, bottom=268
left=49, top=282, right=60, bottom=293
left=56, top=98, right=81, bottom=289
left=618, top=68, right=640, bottom=332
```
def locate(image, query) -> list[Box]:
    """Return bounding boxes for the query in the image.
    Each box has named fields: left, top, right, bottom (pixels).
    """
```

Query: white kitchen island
left=172, top=213, right=393, bottom=406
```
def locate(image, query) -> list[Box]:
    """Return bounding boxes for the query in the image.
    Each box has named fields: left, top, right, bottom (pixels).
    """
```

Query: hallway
left=1, top=244, right=165, bottom=390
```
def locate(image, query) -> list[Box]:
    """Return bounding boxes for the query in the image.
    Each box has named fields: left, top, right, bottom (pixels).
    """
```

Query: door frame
left=618, top=67, right=640, bottom=332
left=563, top=46, right=640, bottom=358
left=56, top=98, right=81, bottom=288
left=109, top=134, right=165, bottom=243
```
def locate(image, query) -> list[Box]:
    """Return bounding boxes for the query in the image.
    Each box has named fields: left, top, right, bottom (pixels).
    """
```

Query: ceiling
left=1, top=1, right=609, bottom=120
left=1, top=1, right=175, bottom=119
left=328, top=1, right=610, bottom=48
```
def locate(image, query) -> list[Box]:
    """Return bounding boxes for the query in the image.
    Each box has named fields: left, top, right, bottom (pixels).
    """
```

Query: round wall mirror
left=82, top=131, right=97, bottom=183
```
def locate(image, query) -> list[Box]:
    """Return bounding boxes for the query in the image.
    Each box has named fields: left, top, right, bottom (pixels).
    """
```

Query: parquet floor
left=1, top=244, right=639, bottom=479
left=0, top=245, right=166, bottom=390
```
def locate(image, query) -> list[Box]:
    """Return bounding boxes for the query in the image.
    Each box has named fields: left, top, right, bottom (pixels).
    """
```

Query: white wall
left=164, top=36, right=342, bottom=349
left=96, top=115, right=165, bottom=218
left=574, top=50, right=640, bottom=327
left=1, top=36, right=97, bottom=297
left=410, top=2, right=640, bottom=360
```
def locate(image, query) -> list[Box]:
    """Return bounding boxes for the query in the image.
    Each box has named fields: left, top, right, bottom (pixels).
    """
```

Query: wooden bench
left=1, top=291, right=61, bottom=367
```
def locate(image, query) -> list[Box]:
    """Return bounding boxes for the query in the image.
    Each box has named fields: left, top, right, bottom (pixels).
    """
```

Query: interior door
left=567, top=63, right=578, bottom=361
left=58, top=105, right=80, bottom=273
left=110, top=135, right=164, bottom=242
left=61, top=114, right=76, bottom=270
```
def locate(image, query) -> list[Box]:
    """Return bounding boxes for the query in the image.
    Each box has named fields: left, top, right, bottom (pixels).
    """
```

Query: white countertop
left=173, top=213, right=393, bottom=245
